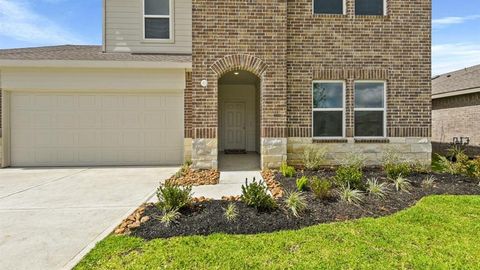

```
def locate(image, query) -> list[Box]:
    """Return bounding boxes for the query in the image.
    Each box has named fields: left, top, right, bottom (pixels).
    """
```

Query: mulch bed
left=131, top=170, right=480, bottom=240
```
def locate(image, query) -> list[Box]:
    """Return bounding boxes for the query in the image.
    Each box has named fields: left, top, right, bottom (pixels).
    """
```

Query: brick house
left=432, top=65, right=480, bottom=156
left=0, top=0, right=432, bottom=169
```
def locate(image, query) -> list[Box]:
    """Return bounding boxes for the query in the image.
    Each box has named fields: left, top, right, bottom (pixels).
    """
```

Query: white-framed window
left=313, top=0, right=346, bottom=15
left=354, top=81, right=387, bottom=138
left=312, top=81, right=346, bottom=138
left=143, top=0, right=173, bottom=40
left=355, top=0, right=387, bottom=16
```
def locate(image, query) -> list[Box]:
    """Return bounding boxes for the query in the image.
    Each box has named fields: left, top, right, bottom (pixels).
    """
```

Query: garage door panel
left=11, top=92, right=183, bottom=167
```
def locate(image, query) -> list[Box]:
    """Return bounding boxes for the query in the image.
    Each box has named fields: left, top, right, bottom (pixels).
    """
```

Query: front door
left=224, top=102, right=246, bottom=150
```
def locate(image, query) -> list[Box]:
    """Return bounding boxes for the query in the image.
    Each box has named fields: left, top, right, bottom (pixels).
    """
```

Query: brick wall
left=287, top=0, right=432, bottom=138
left=432, top=92, right=480, bottom=147
left=191, top=0, right=288, bottom=139
left=191, top=0, right=431, bottom=140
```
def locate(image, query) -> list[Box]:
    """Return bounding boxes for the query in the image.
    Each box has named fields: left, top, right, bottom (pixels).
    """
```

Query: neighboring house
left=0, top=0, right=432, bottom=169
left=432, top=65, right=480, bottom=156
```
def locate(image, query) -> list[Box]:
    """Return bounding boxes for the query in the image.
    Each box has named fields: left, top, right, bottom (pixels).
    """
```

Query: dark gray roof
left=0, top=45, right=191, bottom=63
left=432, top=64, right=480, bottom=96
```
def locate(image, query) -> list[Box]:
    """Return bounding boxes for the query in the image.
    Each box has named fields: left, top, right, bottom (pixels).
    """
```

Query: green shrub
left=303, top=146, right=327, bottom=170
left=366, top=177, right=389, bottom=199
left=339, top=184, right=364, bottom=205
left=280, top=162, right=296, bottom=177
left=284, top=191, right=307, bottom=217
left=393, top=176, right=412, bottom=193
left=384, top=162, right=412, bottom=180
left=224, top=203, right=239, bottom=222
left=310, top=177, right=333, bottom=200
left=335, top=165, right=363, bottom=189
left=160, top=209, right=181, bottom=227
left=156, top=183, right=192, bottom=212
left=296, top=176, right=309, bottom=192
left=241, top=179, right=277, bottom=211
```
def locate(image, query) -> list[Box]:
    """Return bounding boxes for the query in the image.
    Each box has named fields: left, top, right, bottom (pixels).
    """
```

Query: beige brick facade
left=188, top=0, right=432, bottom=169
left=432, top=92, right=480, bottom=156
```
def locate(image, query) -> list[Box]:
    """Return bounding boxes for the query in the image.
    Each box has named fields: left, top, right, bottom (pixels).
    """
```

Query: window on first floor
left=354, top=81, right=386, bottom=137
left=312, top=81, right=345, bottom=138
left=355, top=0, right=385, bottom=15
left=144, top=0, right=172, bottom=40
left=313, top=0, right=345, bottom=15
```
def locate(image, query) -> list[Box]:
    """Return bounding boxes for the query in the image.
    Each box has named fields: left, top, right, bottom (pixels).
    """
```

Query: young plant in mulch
left=335, top=154, right=365, bottom=190
left=422, top=175, right=436, bottom=189
left=366, top=177, right=389, bottom=199
left=296, top=176, right=309, bottom=192
left=382, top=148, right=413, bottom=179
left=339, top=184, right=364, bottom=205
left=310, top=176, right=333, bottom=200
left=284, top=191, right=307, bottom=217
left=393, top=175, right=412, bottom=193
left=241, top=178, right=277, bottom=212
left=302, top=146, right=327, bottom=171
left=224, top=203, right=239, bottom=222
left=280, top=162, right=296, bottom=177
left=156, top=182, right=193, bottom=226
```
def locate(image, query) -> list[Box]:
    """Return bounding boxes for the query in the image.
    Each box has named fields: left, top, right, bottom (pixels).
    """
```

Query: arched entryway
left=218, top=70, right=261, bottom=170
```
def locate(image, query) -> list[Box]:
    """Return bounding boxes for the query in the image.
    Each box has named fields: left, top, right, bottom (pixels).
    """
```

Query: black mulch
left=132, top=170, right=480, bottom=240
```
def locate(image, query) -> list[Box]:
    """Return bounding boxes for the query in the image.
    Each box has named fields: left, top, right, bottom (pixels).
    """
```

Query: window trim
left=312, top=80, right=346, bottom=139
left=355, top=0, right=388, bottom=16
left=142, top=0, right=174, bottom=42
left=312, top=0, right=347, bottom=15
left=353, top=80, right=387, bottom=139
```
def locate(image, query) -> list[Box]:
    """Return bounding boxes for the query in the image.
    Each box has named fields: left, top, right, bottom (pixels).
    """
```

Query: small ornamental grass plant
left=422, top=175, right=436, bottom=189
left=160, top=209, right=181, bottom=227
left=339, top=184, right=364, bottom=205
left=310, top=176, right=333, bottom=200
left=284, top=191, right=307, bottom=218
left=241, top=178, right=277, bottom=211
left=366, top=177, right=389, bottom=199
left=296, top=176, right=309, bottom=192
left=156, top=182, right=192, bottom=212
left=280, top=162, right=296, bottom=177
left=393, top=175, right=412, bottom=193
left=224, top=203, right=239, bottom=222
left=302, top=146, right=327, bottom=170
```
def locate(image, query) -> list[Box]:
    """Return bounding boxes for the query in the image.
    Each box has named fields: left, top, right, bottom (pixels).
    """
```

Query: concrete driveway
left=0, top=166, right=178, bottom=270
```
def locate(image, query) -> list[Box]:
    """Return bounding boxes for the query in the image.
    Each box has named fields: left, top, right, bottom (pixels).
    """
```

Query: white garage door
left=10, top=92, right=184, bottom=167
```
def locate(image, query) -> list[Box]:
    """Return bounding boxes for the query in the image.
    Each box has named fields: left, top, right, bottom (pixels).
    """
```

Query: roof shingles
left=432, top=64, right=480, bottom=96
left=0, top=45, right=191, bottom=63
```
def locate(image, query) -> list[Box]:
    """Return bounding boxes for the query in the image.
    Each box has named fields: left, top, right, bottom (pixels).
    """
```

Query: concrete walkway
left=0, top=166, right=178, bottom=270
left=191, top=153, right=263, bottom=199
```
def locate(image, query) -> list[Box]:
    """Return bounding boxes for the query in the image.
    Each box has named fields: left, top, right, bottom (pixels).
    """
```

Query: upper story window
left=355, top=0, right=386, bottom=16
left=313, top=0, right=345, bottom=15
left=312, top=81, right=345, bottom=138
left=354, top=81, right=386, bottom=137
left=144, top=0, right=172, bottom=40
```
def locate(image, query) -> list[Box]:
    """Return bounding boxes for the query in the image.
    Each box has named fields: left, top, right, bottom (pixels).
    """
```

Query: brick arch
left=210, top=54, right=268, bottom=78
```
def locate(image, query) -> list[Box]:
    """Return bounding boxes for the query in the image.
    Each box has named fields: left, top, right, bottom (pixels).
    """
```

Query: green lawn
left=76, top=196, right=480, bottom=270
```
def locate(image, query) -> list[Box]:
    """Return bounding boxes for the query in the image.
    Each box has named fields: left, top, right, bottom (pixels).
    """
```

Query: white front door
left=224, top=102, right=246, bottom=150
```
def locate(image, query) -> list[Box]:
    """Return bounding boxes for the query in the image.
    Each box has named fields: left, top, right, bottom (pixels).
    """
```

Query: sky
left=0, top=0, right=479, bottom=75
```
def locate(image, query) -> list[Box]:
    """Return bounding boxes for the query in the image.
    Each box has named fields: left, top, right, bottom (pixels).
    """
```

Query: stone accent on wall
left=261, top=138, right=287, bottom=169
left=192, top=138, right=218, bottom=170
left=287, top=137, right=432, bottom=167
left=0, top=137, right=2, bottom=167
left=184, top=138, right=192, bottom=163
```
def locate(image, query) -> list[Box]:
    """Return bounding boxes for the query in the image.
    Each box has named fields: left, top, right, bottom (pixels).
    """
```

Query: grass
left=76, top=195, right=480, bottom=269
